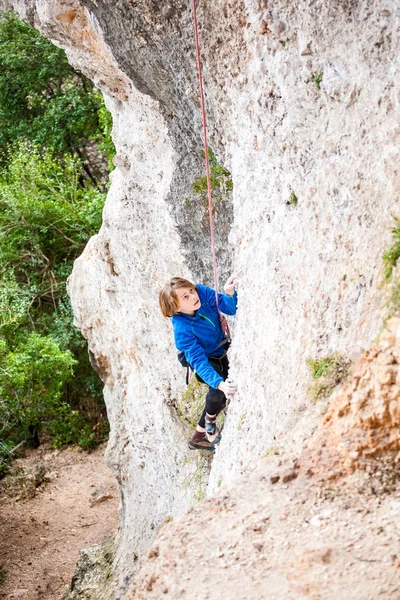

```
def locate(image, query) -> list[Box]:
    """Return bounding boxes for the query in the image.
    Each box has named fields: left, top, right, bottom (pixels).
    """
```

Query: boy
left=159, top=273, right=238, bottom=450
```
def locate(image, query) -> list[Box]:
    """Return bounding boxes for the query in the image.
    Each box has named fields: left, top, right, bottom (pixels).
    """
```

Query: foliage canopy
left=0, top=12, right=114, bottom=471
left=0, top=11, right=115, bottom=183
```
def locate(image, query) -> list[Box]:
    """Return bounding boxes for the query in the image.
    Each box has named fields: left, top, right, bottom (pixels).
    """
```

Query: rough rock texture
left=61, top=535, right=117, bottom=600
left=303, top=316, right=400, bottom=479
left=1, top=0, right=400, bottom=598
left=206, top=0, right=400, bottom=492
left=127, top=318, right=400, bottom=599
left=127, top=439, right=400, bottom=600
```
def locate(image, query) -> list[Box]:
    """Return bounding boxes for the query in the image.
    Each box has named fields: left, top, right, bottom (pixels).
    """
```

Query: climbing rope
left=191, top=0, right=219, bottom=301
left=191, top=0, right=232, bottom=341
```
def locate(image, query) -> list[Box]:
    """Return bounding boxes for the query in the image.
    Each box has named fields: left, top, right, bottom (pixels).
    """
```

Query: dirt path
left=0, top=443, right=118, bottom=600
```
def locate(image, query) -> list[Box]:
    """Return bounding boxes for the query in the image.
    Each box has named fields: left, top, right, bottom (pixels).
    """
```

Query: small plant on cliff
left=287, top=190, right=298, bottom=206
left=313, top=72, right=323, bottom=89
left=261, top=446, right=279, bottom=458
left=306, top=353, right=351, bottom=400
left=188, top=149, right=233, bottom=210
left=176, top=378, right=225, bottom=433
left=181, top=451, right=212, bottom=501
left=176, top=380, right=208, bottom=432
left=385, top=276, right=400, bottom=319
left=383, top=217, right=400, bottom=281
left=0, top=567, right=7, bottom=586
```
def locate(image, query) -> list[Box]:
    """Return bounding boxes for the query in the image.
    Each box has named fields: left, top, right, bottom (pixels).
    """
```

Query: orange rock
left=301, top=320, right=400, bottom=480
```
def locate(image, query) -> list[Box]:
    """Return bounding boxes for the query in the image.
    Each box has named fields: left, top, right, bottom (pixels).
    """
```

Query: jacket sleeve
left=197, top=284, right=238, bottom=316
left=174, top=327, right=224, bottom=389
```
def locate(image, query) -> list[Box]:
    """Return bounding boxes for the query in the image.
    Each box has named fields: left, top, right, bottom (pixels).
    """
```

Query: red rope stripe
left=192, top=0, right=219, bottom=307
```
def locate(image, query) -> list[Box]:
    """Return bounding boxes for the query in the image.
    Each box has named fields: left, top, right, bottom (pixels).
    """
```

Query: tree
left=0, top=12, right=114, bottom=464
left=0, top=11, right=114, bottom=186
left=0, top=143, right=107, bottom=454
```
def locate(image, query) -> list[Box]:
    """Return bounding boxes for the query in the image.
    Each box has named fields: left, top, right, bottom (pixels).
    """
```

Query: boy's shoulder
left=172, top=312, right=190, bottom=330
left=196, top=284, right=213, bottom=303
left=171, top=313, right=181, bottom=327
left=196, top=283, right=206, bottom=294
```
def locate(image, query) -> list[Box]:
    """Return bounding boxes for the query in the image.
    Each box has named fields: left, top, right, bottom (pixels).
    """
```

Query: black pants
left=196, top=355, right=229, bottom=428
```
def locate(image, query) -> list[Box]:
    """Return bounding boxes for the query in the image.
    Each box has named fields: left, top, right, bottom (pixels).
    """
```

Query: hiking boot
left=188, top=430, right=215, bottom=452
left=206, top=429, right=221, bottom=445
left=205, top=415, right=217, bottom=435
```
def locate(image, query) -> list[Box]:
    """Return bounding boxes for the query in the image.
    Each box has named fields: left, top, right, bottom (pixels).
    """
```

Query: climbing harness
left=191, top=0, right=231, bottom=342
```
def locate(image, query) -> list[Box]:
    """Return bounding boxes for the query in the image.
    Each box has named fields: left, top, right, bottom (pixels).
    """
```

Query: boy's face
left=176, top=286, right=201, bottom=315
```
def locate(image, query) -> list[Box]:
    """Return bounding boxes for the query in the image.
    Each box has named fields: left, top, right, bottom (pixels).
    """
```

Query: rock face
left=61, top=535, right=117, bottom=600
left=1, top=0, right=400, bottom=597
left=127, top=449, right=400, bottom=600
left=303, top=316, right=400, bottom=479
left=127, top=317, right=400, bottom=600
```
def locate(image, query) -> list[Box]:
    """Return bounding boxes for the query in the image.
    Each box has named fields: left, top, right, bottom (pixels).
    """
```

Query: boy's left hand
left=223, top=272, right=239, bottom=295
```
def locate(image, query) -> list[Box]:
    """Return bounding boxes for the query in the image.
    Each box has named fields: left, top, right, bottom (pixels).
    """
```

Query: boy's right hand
left=218, top=380, right=237, bottom=397
left=223, top=271, right=239, bottom=295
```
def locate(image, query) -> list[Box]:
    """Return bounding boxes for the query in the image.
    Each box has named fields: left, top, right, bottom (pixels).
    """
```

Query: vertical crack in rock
left=78, top=0, right=236, bottom=281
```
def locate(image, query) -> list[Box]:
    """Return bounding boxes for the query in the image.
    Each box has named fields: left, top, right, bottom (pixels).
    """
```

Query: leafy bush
left=0, top=333, right=77, bottom=444
left=0, top=13, right=112, bottom=463
left=94, top=94, right=116, bottom=175
left=0, top=143, right=108, bottom=455
left=0, top=11, right=115, bottom=184
left=0, top=142, right=104, bottom=310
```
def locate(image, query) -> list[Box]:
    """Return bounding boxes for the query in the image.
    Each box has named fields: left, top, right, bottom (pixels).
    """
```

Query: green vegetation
left=176, top=380, right=209, bottom=431
left=237, top=412, right=247, bottom=431
left=188, top=149, right=233, bottom=209
left=181, top=451, right=212, bottom=501
left=176, top=378, right=224, bottom=433
left=261, top=446, right=279, bottom=458
left=0, top=143, right=108, bottom=467
left=288, top=190, right=298, bottom=206
left=313, top=72, right=323, bottom=89
left=383, top=218, right=400, bottom=281
left=0, top=11, right=114, bottom=184
left=0, top=11, right=115, bottom=473
left=306, top=353, right=351, bottom=400
left=386, top=277, right=400, bottom=317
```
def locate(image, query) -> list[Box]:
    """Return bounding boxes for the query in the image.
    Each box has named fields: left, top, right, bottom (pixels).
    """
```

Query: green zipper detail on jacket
left=198, top=313, right=215, bottom=328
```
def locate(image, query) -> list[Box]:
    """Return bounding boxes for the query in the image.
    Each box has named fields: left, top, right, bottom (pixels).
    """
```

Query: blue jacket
left=172, top=284, right=238, bottom=389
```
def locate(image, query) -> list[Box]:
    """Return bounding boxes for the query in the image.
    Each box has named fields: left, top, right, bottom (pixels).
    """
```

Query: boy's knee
left=209, top=388, right=224, bottom=402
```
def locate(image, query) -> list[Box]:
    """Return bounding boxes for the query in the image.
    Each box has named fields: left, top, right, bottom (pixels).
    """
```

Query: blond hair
left=159, top=277, right=196, bottom=318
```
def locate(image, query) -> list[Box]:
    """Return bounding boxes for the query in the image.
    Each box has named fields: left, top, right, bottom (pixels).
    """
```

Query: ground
left=0, top=443, right=118, bottom=600
left=128, top=447, right=400, bottom=600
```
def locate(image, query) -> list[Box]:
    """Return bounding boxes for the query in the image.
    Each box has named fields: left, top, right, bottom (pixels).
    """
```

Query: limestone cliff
left=1, top=0, right=399, bottom=598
